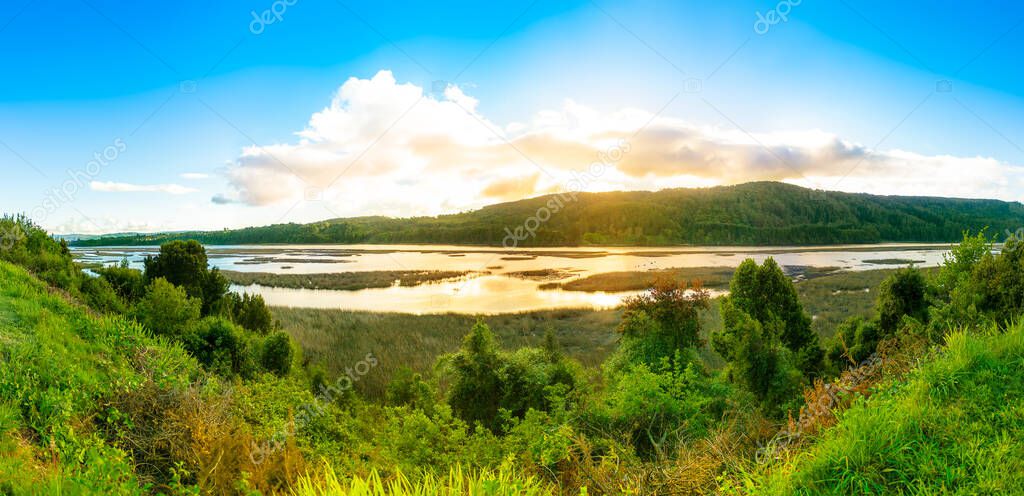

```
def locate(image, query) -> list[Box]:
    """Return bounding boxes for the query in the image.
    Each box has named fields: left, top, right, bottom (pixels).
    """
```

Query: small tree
left=726, top=258, right=823, bottom=378
left=144, top=240, right=228, bottom=315
left=134, top=278, right=201, bottom=338
left=184, top=317, right=256, bottom=378
left=606, top=280, right=710, bottom=379
left=712, top=299, right=802, bottom=416
left=440, top=321, right=503, bottom=430
left=877, top=266, right=929, bottom=334
left=232, top=293, right=275, bottom=334
left=261, top=331, right=294, bottom=376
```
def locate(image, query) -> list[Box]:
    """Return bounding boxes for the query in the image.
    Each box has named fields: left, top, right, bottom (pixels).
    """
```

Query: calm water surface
left=73, top=243, right=950, bottom=314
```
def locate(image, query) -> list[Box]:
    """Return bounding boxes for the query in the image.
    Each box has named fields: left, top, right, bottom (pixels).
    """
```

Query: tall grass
left=737, top=322, right=1024, bottom=494
left=291, top=464, right=570, bottom=496
left=273, top=308, right=621, bottom=398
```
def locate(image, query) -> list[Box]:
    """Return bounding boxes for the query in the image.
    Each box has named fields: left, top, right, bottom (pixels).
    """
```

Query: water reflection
left=74, top=243, right=950, bottom=313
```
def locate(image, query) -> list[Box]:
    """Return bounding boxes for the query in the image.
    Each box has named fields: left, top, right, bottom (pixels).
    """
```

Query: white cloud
left=91, top=181, right=198, bottom=195
left=218, top=70, right=1024, bottom=216
left=180, top=172, right=210, bottom=180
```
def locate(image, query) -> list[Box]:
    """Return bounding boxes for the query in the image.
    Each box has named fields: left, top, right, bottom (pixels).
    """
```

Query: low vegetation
left=4, top=212, right=1024, bottom=494
left=222, top=269, right=473, bottom=291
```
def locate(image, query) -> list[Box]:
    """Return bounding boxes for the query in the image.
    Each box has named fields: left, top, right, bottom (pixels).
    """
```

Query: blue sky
left=3, top=0, right=1024, bottom=234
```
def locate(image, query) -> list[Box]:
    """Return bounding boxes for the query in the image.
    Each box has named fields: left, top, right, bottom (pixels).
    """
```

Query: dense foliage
left=72, top=182, right=1024, bottom=247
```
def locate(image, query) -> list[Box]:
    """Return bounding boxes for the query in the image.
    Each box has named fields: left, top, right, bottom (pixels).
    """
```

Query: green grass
left=743, top=324, right=1024, bottom=495
left=223, top=269, right=473, bottom=291
left=291, top=464, right=568, bottom=496
left=0, top=261, right=199, bottom=494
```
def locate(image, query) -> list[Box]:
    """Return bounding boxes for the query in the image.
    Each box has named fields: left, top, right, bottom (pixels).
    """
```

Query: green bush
left=80, top=276, right=127, bottom=314
left=386, top=366, right=436, bottom=414
left=95, top=260, right=146, bottom=303
left=439, top=321, right=583, bottom=432
left=183, top=317, right=256, bottom=378
left=261, top=330, right=294, bottom=376
left=134, top=278, right=201, bottom=338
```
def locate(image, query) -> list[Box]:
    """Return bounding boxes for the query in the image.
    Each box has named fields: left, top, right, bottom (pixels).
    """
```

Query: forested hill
left=74, top=182, right=1024, bottom=247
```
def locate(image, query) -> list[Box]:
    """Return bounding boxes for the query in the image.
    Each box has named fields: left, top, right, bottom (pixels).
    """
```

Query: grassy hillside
left=0, top=260, right=199, bottom=493
left=740, top=325, right=1024, bottom=494
left=73, top=182, right=1024, bottom=247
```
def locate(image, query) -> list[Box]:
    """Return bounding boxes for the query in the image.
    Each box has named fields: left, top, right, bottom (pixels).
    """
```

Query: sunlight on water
left=73, top=243, right=949, bottom=313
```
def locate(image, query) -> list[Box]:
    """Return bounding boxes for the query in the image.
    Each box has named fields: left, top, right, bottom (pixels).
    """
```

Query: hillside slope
left=74, top=182, right=1024, bottom=247
left=0, top=260, right=198, bottom=493
left=742, top=326, right=1024, bottom=494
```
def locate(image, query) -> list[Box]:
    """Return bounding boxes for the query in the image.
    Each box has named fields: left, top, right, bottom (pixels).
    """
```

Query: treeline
left=73, top=182, right=1024, bottom=247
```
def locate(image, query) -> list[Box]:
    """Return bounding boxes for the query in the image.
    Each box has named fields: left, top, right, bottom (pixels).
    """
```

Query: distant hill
left=72, top=182, right=1024, bottom=247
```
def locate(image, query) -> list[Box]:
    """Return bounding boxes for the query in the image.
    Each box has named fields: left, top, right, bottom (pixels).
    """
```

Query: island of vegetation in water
left=71, top=181, right=1024, bottom=247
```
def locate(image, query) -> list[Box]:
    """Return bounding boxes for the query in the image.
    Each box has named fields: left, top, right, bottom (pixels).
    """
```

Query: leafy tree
left=712, top=299, right=802, bottom=416
left=143, top=240, right=228, bottom=315
left=229, top=293, right=275, bottom=334
left=440, top=321, right=503, bottom=430
left=935, top=229, right=992, bottom=298
left=134, top=278, right=201, bottom=337
left=726, top=258, right=824, bottom=378
left=605, top=280, right=710, bottom=378
left=971, top=238, right=1024, bottom=321
left=260, top=331, right=294, bottom=376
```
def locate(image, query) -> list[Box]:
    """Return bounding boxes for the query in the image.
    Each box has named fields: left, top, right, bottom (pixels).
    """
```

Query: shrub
left=440, top=321, right=582, bottom=432
left=386, top=366, right=436, bottom=414
left=134, top=278, right=201, bottom=338
left=229, top=292, right=275, bottom=334
left=592, top=353, right=732, bottom=458
left=877, top=266, right=928, bottom=334
left=95, top=260, right=146, bottom=303
left=80, top=275, right=126, bottom=314
left=727, top=258, right=823, bottom=378
left=183, top=317, right=257, bottom=378
left=261, top=331, right=295, bottom=377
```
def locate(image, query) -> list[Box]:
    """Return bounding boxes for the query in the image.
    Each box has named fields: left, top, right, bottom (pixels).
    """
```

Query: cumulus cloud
left=91, top=181, right=198, bottom=195
left=217, top=70, right=1024, bottom=215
